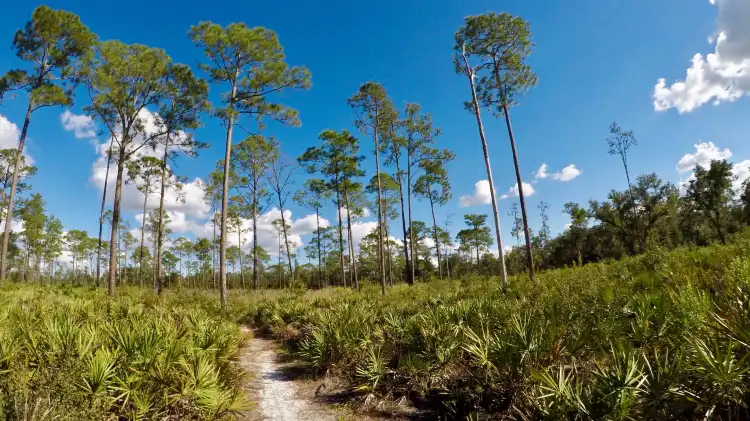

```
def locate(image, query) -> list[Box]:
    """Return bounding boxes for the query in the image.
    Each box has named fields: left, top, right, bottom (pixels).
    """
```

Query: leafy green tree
left=162, top=250, right=179, bottom=278
left=231, top=135, right=278, bottom=289
left=349, top=82, right=398, bottom=295
left=367, top=173, right=399, bottom=285
left=147, top=208, right=172, bottom=285
left=19, top=193, right=46, bottom=280
left=453, top=20, right=508, bottom=290
left=0, top=149, right=37, bottom=224
left=172, top=236, right=192, bottom=281
left=121, top=230, right=137, bottom=284
left=42, top=215, right=64, bottom=281
left=457, top=214, right=493, bottom=269
left=65, top=229, right=89, bottom=283
left=306, top=226, right=336, bottom=288
left=190, top=21, right=311, bottom=306
left=153, top=64, right=209, bottom=295
left=126, top=156, right=163, bottom=287
left=131, top=246, right=152, bottom=274
left=227, top=199, right=249, bottom=289
left=590, top=174, right=678, bottom=254
left=414, top=160, right=452, bottom=280
left=267, top=152, right=296, bottom=283
left=82, top=41, right=174, bottom=295
left=684, top=160, right=735, bottom=244
left=226, top=245, right=241, bottom=275
left=299, top=129, right=363, bottom=286
left=294, top=179, right=331, bottom=288
left=406, top=220, right=430, bottom=278
left=741, top=179, right=750, bottom=225
left=456, top=12, right=537, bottom=282
left=535, top=201, right=551, bottom=268
left=509, top=202, right=523, bottom=248
left=0, top=6, right=95, bottom=280
left=193, top=237, right=212, bottom=287
left=342, top=180, right=367, bottom=289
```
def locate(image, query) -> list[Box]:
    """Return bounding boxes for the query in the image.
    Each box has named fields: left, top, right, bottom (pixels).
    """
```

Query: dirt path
left=236, top=327, right=342, bottom=421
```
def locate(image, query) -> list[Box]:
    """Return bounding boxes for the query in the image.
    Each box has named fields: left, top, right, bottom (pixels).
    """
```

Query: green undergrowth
left=0, top=286, right=246, bottom=420
left=244, top=236, right=750, bottom=420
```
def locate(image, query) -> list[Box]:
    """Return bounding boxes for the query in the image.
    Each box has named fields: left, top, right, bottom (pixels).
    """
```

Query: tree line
left=2, top=7, right=747, bottom=302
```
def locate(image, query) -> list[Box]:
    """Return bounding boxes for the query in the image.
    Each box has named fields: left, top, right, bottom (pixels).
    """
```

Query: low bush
left=0, top=286, right=245, bottom=420
left=245, top=239, right=750, bottom=419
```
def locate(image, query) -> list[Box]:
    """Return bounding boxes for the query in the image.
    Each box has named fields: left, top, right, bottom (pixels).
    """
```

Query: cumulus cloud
left=654, top=0, right=750, bottom=112
left=460, top=179, right=538, bottom=206
left=0, top=114, right=32, bottom=164
left=60, top=110, right=96, bottom=139
left=534, top=163, right=582, bottom=182
left=500, top=181, right=535, bottom=200
left=181, top=207, right=331, bottom=258
left=89, top=109, right=210, bottom=219
left=459, top=180, right=492, bottom=207
left=676, top=142, right=732, bottom=172
left=676, top=142, right=750, bottom=194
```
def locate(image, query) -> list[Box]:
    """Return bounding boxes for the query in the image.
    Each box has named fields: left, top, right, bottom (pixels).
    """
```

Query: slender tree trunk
left=373, top=127, right=387, bottom=296
left=462, top=49, right=508, bottom=291
left=396, top=177, right=412, bottom=285
left=138, top=191, right=148, bottom=288
left=95, top=143, right=114, bottom=287
left=238, top=226, right=245, bottom=289
left=383, top=211, right=393, bottom=285
left=212, top=206, right=217, bottom=291
left=151, top=232, right=158, bottom=288
left=445, top=244, right=451, bottom=278
left=335, top=186, right=346, bottom=286
left=253, top=212, right=259, bottom=289
left=315, top=207, right=323, bottom=288
left=344, top=190, right=359, bottom=290
left=277, top=234, right=282, bottom=288
left=429, top=197, right=442, bottom=280
left=107, top=152, right=127, bottom=296
left=406, top=157, right=416, bottom=284
left=278, top=200, right=294, bottom=285
left=154, top=135, right=170, bottom=295
left=218, top=80, right=238, bottom=306
left=622, top=155, right=633, bottom=193
left=501, top=101, right=535, bottom=281
left=0, top=102, right=33, bottom=280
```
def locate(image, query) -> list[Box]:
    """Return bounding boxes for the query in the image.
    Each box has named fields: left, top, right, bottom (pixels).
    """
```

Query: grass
left=2, top=235, right=750, bottom=420
left=0, top=286, right=246, bottom=420
left=242, top=234, right=750, bottom=420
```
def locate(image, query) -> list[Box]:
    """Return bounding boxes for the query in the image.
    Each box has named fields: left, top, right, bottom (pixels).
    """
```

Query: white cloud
left=459, top=180, right=492, bottom=207
left=0, top=114, right=32, bottom=164
left=500, top=181, right=535, bottom=200
left=338, top=206, right=371, bottom=221
left=462, top=180, right=535, bottom=204
left=676, top=141, right=732, bottom=172
left=60, top=110, right=96, bottom=139
left=534, top=163, right=582, bottom=182
left=676, top=142, right=750, bottom=195
left=182, top=207, right=330, bottom=258
left=732, top=159, right=750, bottom=192
left=89, top=109, right=209, bottom=219
left=0, top=218, right=24, bottom=234
left=654, top=0, right=750, bottom=112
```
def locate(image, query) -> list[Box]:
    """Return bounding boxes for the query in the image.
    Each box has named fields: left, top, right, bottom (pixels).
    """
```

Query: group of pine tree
left=1, top=7, right=750, bottom=304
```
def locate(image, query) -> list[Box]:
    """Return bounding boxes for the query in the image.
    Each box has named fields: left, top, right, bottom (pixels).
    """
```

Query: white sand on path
left=236, top=326, right=341, bottom=421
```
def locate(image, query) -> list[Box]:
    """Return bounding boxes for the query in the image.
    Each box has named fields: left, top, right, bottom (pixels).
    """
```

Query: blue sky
left=1, top=0, right=749, bottom=258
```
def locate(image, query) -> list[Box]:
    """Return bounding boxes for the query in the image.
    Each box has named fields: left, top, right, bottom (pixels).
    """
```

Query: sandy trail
left=236, top=327, right=341, bottom=421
